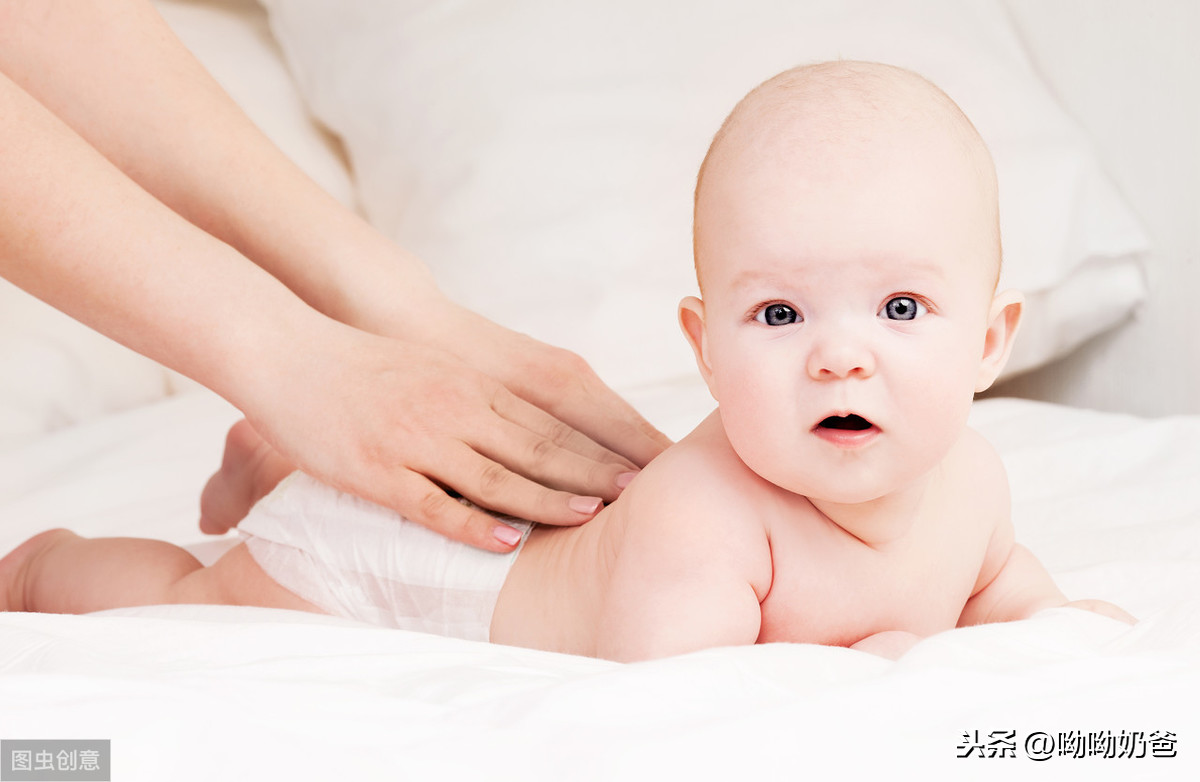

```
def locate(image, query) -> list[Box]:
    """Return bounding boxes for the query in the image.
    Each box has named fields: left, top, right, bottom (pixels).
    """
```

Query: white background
left=992, top=0, right=1200, bottom=416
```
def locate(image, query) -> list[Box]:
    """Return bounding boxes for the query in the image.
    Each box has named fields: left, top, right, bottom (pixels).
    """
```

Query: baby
left=0, top=61, right=1132, bottom=661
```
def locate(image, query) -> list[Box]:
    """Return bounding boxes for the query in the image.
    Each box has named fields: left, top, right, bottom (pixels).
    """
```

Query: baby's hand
left=1065, top=599, right=1137, bottom=625
left=850, top=630, right=922, bottom=660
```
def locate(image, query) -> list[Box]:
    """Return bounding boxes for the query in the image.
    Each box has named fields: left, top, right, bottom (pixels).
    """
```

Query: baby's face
left=685, top=111, right=1009, bottom=504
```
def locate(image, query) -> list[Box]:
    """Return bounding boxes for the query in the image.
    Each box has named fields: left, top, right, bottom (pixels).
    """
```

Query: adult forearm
left=0, top=3, right=671, bottom=538
left=0, top=69, right=324, bottom=411
left=0, top=0, right=436, bottom=337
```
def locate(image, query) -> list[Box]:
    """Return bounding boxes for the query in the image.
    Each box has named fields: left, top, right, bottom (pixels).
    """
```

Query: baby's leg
left=199, top=419, right=295, bottom=535
left=0, top=529, right=320, bottom=615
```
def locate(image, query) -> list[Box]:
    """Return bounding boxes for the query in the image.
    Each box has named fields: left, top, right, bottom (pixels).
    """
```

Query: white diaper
left=239, top=472, right=532, bottom=641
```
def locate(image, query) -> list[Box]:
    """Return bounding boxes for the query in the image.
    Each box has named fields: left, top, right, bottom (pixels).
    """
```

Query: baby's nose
left=806, top=332, right=876, bottom=380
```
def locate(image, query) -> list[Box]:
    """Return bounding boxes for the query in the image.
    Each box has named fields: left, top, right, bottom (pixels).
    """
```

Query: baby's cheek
left=719, top=393, right=769, bottom=450
left=722, top=402, right=807, bottom=487
left=911, top=378, right=974, bottom=456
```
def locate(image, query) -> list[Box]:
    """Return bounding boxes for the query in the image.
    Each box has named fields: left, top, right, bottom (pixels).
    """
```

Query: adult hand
left=409, top=297, right=671, bottom=474
left=2, top=0, right=671, bottom=551
left=236, top=314, right=668, bottom=552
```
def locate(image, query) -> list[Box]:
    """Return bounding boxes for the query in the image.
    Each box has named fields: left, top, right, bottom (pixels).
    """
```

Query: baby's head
left=680, top=61, right=1023, bottom=505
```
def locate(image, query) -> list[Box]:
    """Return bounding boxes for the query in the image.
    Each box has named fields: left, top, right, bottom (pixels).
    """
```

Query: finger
left=425, top=442, right=604, bottom=528
left=386, top=469, right=530, bottom=553
left=514, top=362, right=672, bottom=469
left=487, top=394, right=639, bottom=501
left=568, top=375, right=674, bottom=467
left=492, top=387, right=638, bottom=467
left=472, top=418, right=627, bottom=503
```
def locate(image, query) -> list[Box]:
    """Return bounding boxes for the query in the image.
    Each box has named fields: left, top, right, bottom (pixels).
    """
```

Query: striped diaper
left=239, top=472, right=532, bottom=641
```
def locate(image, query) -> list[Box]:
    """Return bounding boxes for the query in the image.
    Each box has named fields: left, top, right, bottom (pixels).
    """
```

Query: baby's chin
left=728, top=431, right=932, bottom=506
left=755, top=469, right=897, bottom=507
left=796, top=487, right=892, bottom=508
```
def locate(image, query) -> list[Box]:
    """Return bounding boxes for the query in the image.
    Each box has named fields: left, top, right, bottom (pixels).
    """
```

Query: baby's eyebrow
left=896, top=258, right=949, bottom=282
left=857, top=255, right=949, bottom=283
left=727, top=268, right=794, bottom=293
left=727, top=258, right=947, bottom=293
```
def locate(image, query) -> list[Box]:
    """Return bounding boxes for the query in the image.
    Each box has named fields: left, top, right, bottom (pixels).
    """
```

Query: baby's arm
left=596, top=554, right=763, bottom=662
left=593, top=468, right=771, bottom=662
left=959, top=525, right=1135, bottom=626
left=958, top=531, right=1066, bottom=626
left=957, top=433, right=1134, bottom=627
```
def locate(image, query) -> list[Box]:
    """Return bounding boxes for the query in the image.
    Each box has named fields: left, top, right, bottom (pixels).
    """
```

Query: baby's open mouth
left=817, top=414, right=874, bottom=431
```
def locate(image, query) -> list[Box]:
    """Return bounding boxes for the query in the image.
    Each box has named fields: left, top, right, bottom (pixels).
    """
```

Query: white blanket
left=1, top=388, right=1198, bottom=780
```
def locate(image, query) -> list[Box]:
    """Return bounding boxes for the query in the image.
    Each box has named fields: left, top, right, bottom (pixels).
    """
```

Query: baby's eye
left=880, top=296, right=928, bottom=321
left=755, top=303, right=800, bottom=326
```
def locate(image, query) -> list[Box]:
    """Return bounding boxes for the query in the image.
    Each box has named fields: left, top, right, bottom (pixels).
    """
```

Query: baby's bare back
left=490, top=499, right=630, bottom=655
left=491, top=414, right=1004, bottom=660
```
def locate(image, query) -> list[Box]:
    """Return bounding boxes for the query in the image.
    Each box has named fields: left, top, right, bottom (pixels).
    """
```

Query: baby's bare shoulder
left=615, top=416, right=774, bottom=587
left=942, top=427, right=1016, bottom=589
left=630, top=415, right=769, bottom=523
left=944, top=426, right=1011, bottom=513
left=592, top=423, right=775, bottom=659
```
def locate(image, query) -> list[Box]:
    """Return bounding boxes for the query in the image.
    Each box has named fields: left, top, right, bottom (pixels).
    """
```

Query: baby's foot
left=198, top=420, right=294, bottom=535
left=0, top=529, right=76, bottom=612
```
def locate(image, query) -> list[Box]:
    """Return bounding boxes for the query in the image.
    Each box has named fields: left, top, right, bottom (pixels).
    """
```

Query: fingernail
left=615, top=471, right=639, bottom=489
left=492, top=524, right=523, bottom=547
left=569, top=496, right=603, bottom=515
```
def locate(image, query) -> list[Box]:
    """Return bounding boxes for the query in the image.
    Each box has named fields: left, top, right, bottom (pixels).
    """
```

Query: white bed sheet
left=1, top=387, right=1198, bottom=781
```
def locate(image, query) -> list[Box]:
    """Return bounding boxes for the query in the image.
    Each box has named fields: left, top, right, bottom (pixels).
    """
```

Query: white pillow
left=0, top=286, right=171, bottom=447
left=0, top=0, right=356, bottom=443
left=155, top=0, right=357, bottom=212
left=263, top=0, right=1148, bottom=391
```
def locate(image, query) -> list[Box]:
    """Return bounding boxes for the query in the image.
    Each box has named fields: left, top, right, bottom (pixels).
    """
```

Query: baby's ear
left=976, top=289, right=1024, bottom=392
left=679, top=296, right=718, bottom=399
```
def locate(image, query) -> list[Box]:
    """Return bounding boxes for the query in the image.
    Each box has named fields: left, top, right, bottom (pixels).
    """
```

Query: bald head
left=693, top=61, right=1001, bottom=291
